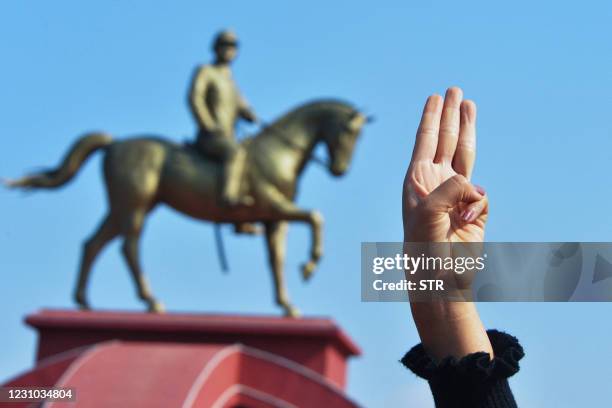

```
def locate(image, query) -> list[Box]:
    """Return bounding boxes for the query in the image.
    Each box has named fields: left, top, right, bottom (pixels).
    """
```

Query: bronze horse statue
left=5, top=100, right=368, bottom=317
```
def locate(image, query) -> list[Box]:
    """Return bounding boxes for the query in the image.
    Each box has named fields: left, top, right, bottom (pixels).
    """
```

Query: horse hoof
left=148, top=302, right=165, bottom=313
left=301, top=261, right=316, bottom=281
left=74, top=294, right=90, bottom=310
left=77, top=302, right=90, bottom=311
left=284, top=306, right=301, bottom=318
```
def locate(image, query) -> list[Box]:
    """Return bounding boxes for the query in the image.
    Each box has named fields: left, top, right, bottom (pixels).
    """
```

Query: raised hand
left=403, top=87, right=494, bottom=360
left=403, top=87, right=487, bottom=243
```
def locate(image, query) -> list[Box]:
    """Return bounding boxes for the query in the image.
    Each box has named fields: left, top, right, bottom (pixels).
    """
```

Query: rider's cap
left=213, top=30, right=239, bottom=49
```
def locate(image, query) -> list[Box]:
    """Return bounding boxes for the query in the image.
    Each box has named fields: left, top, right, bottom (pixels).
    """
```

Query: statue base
left=3, top=309, right=361, bottom=408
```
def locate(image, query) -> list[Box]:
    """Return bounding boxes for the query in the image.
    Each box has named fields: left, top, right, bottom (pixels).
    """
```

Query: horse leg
left=265, top=221, right=299, bottom=317
left=268, top=199, right=324, bottom=281
left=119, top=210, right=164, bottom=313
left=74, top=214, right=119, bottom=309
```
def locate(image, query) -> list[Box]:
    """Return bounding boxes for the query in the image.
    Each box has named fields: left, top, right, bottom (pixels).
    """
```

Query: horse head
left=316, top=102, right=374, bottom=177
left=252, top=100, right=373, bottom=179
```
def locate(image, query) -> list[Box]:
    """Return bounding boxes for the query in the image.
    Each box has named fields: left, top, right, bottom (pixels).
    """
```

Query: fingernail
left=461, top=209, right=474, bottom=222
left=474, top=185, right=486, bottom=196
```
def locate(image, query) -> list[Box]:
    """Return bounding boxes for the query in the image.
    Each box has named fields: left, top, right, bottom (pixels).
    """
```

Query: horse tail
left=3, top=132, right=113, bottom=189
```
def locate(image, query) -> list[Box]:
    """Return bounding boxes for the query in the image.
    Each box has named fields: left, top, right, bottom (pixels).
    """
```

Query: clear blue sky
left=1, top=1, right=610, bottom=406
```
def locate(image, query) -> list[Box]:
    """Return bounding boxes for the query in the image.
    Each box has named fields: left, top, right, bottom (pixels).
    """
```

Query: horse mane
left=261, top=99, right=357, bottom=133
left=288, top=98, right=357, bottom=118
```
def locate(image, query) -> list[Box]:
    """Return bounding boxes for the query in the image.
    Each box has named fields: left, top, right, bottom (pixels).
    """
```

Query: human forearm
left=411, top=301, right=493, bottom=361
left=190, top=97, right=217, bottom=130
left=240, top=106, right=257, bottom=123
left=238, top=97, right=257, bottom=123
left=401, top=88, right=521, bottom=408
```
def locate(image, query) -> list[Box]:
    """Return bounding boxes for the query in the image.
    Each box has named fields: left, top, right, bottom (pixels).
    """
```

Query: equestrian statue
left=4, top=30, right=370, bottom=317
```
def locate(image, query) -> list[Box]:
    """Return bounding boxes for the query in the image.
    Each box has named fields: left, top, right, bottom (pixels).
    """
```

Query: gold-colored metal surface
left=5, top=30, right=369, bottom=317
left=6, top=100, right=367, bottom=317
left=188, top=30, right=258, bottom=207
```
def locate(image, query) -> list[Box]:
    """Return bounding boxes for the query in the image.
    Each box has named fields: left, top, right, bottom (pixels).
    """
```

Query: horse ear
left=347, top=111, right=367, bottom=132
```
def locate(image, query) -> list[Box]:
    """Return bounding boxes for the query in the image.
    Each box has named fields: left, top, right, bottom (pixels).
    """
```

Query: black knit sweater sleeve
left=401, top=330, right=524, bottom=408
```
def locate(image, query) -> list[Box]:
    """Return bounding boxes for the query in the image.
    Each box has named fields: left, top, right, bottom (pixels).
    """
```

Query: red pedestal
left=3, top=309, right=361, bottom=408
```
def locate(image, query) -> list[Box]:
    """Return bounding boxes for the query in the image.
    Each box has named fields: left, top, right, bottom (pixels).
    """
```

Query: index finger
left=410, top=94, right=443, bottom=164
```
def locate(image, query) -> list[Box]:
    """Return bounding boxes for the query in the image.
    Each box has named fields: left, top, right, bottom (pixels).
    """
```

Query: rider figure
left=189, top=30, right=257, bottom=207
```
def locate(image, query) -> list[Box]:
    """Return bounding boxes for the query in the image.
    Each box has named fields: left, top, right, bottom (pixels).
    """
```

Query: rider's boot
left=220, top=146, right=257, bottom=233
left=221, top=147, right=253, bottom=207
